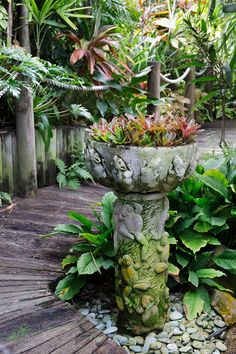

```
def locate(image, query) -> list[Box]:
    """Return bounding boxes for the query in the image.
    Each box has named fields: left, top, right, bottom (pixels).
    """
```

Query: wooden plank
left=36, top=129, right=46, bottom=188
left=0, top=185, right=126, bottom=354
left=6, top=317, right=90, bottom=352
left=0, top=133, right=3, bottom=191
left=74, top=126, right=86, bottom=153
left=93, top=339, right=126, bottom=354
left=56, top=127, right=63, bottom=160
left=2, top=132, right=13, bottom=194
left=45, top=128, right=57, bottom=186
left=11, top=133, right=19, bottom=195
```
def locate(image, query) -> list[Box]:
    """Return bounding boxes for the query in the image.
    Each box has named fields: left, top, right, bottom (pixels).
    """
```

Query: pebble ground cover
left=78, top=286, right=228, bottom=354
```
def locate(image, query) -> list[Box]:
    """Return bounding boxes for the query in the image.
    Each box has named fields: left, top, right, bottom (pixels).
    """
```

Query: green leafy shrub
left=167, top=151, right=236, bottom=319
left=54, top=192, right=117, bottom=300
left=55, top=147, right=93, bottom=189
left=91, top=114, right=199, bottom=146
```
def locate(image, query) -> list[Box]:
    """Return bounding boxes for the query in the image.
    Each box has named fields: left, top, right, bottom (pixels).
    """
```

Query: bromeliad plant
left=91, top=114, right=199, bottom=147
left=167, top=150, right=236, bottom=319
left=53, top=192, right=117, bottom=300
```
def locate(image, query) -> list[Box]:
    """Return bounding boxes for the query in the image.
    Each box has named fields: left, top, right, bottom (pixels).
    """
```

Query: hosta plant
left=91, top=114, right=199, bottom=147
left=53, top=192, right=117, bottom=300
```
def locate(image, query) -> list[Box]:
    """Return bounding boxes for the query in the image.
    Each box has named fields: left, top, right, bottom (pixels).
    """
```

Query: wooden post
left=15, top=3, right=37, bottom=197
left=15, top=90, right=37, bottom=197
left=185, top=66, right=196, bottom=120
left=147, top=61, right=161, bottom=121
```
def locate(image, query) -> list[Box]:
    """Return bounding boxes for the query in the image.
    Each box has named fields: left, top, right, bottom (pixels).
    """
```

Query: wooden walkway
left=0, top=185, right=125, bottom=354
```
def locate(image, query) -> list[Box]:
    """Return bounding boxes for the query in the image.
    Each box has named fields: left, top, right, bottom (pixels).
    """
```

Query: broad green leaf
left=176, top=253, right=190, bottom=268
left=188, top=271, right=199, bottom=287
left=201, top=278, right=233, bottom=292
left=194, top=90, right=218, bottom=108
left=190, top=252, right=212, bottom=271
left=101, top=192, right=117, bottom=228
left=194, top=221, right=213, bottom=233
left=71, top=243, right=95, bottom=252
left=183, top=289, right=204, bottom=320
left=61, top=255, right=78, bottom=269
left=180, top=230, right=208, bottom=254
left=66, top=266, right=77, bottom=274
left=169, top=236, right=177, bottom=245
left=96, top=100, right=108, bottom=117
left=168, top=263, right=180, bottom=276
left=81, top=229, right=111, bottom=246
left=102, top=259, right=114, bottom=270
left=230, top=47, right=236, bottom=70
left=54, top=223, right=81, bottom=234
left=67, top=211, right=93, bottom=229
left=213, top=249, right=236, bottom=270
left=204, top=169, right=228, bottom=187
left=207, top=236, right=221, bottom=246
left=198, top=286, right=211, bottom=313
left=196, top=268, right=226, bottom=279
left=192, top=76, right=217, bottom=83
left=196, top=171, right=231, bottom=202
left=55, top=274, right=85, bottom=300
left=77, top=253, right=104, bottom=275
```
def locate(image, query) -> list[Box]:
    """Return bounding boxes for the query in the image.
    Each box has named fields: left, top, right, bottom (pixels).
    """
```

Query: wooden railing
left=0, top=126, right=85, bottom=196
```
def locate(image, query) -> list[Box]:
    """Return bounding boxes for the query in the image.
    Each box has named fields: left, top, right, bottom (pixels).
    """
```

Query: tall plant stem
left=6, top=0, right=13, bottom=46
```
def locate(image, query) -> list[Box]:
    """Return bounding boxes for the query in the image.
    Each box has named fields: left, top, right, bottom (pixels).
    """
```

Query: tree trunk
left=6, top=0, right=13, bottom=46
left=15, top=2, right=37, bottom=197
left=185, top=66, right=196, bottom=120
left=19, top=3, right=31, bottom=52
left=147, top=61, right=161, bottom=121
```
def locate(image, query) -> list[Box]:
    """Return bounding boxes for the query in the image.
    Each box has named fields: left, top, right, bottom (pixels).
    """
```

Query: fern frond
left=56, top=173, right=67, bottom=188
left=67, top=178, right=80, bottom=190
left=55, top=158, right=66, bottom=174
left=75, top=167, right=94, bottom=181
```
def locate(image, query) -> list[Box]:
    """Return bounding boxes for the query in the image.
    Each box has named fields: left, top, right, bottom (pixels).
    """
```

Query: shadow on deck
left=0, top=185, right=125, bottom=354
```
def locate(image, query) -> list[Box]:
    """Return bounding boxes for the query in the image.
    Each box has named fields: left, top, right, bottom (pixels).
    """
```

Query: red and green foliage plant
left=90, top=114, right=199, bottom=147
left=57, top=11, right=119, bottom=79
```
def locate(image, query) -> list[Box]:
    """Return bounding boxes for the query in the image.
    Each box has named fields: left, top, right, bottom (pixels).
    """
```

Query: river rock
left=179, top=345, right=192, bottom=353
left=190, top=333, right=205, bottom=341
left=103, top=326, right=118, bottom=334
left=169, top=311, right=183, bottom=320
left=150, top=342, right=162, bottom=350
left=129, top=345, right=142, bottom=353
left=167, top=343, right=178, bottom=353
left=215, top=341, right=227, bottom=351
left=214, top=319, right=226, bottom=328
left=192, top=341, right=202, bottom=349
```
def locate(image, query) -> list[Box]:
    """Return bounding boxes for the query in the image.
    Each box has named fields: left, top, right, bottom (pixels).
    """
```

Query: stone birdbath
left=85, top=139, right=197, bottom=335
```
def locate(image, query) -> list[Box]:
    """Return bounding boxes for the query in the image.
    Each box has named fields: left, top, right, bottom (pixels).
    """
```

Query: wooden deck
left=0, top=185, right=125, bottom=354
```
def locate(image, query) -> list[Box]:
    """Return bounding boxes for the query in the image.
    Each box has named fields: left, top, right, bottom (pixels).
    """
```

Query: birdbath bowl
left=85, top=140, right=197, bottom=335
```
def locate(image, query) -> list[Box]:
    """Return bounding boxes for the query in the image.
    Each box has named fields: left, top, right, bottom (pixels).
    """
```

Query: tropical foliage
left=91, top=114, right=199, bottom=146
left=55, top=147, right=93, bottom=189
left=51, top=151, right=236, bottom=320
left=167, top=150, right=236, bottom=319
left=53, top=192, right=117, bottom=300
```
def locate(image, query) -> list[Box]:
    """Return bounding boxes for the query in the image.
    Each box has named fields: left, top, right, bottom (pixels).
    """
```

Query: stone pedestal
left=85, top=140, right=197, bottom=334
left=114, top=192, right=169, bottom=334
